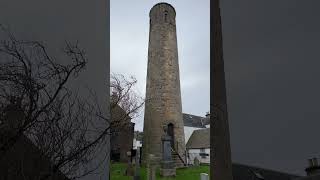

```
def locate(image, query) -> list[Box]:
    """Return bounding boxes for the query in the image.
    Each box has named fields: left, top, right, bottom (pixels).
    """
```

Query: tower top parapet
left=150, top=2, right=176, bottom=16
left=149, top=2, right=176, bottom=25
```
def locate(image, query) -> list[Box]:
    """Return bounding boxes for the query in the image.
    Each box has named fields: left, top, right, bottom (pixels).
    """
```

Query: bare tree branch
left=0, top=26, right=108, bottom=180
left=0, top=25, right=145, bottom=180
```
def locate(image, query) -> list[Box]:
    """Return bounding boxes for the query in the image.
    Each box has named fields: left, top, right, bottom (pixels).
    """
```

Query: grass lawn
left=111, top=162, right=210, bottom=180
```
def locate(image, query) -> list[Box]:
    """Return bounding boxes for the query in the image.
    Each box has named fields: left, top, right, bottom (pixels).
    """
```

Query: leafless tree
left=0, top=25, right=143, bottom=180
left=109, top=73, right=145, bottom=134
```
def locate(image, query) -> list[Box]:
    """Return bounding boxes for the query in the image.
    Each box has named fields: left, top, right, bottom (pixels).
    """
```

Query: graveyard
left=111, top=162, right=210, bottom=180
left=111, top=3, right=211, bottom=180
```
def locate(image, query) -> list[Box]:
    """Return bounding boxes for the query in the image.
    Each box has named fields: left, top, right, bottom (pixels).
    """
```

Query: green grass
left=111, top=162, right=210, bottom=180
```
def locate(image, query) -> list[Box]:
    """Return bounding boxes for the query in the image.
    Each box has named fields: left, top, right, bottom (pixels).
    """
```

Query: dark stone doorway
left=167, top=123, right=174, bottom=149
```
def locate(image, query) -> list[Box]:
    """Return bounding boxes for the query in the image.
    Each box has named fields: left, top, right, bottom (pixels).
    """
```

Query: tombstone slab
left=147, top=154, right=157, bottom=180
left=160, top=131, right=176, bottom=177
left=160, top=161, right=176, bottom=177
left=201, top=173, right=209, bottom=180
left=194, top=157, right=200, bottom=167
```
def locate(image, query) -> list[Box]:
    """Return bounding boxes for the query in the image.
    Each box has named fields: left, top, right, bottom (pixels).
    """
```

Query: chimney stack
left=205, top=112, right=210, bottom=118
left=305, top=158, right=320, bottom=176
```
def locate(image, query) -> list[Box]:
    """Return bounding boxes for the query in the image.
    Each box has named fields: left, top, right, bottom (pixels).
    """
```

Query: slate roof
left=186, top=128, right=210, bottom=149
left=232, top=163, right=301, bottom=180
left=183, top=113, right=209, bottom=128
left=110, top=104, right=133, bottom=133
left=111, top=104, right=132, bottom=122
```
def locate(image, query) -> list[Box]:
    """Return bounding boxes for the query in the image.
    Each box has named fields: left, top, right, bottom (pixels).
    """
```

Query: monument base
left=160, top=161, right=176, bottom=177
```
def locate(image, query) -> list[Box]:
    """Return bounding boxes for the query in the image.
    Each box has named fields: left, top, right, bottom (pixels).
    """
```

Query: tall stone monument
left=211, top=0, right=233, bottom=180
left=142, top=3, right=186, bottom=167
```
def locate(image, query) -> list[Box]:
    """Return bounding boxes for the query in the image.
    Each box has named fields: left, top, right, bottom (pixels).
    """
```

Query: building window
left=199, top=148, right=208, bottom=158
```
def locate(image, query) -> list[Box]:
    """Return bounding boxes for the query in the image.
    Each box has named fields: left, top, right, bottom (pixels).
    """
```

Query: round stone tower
left=142, top=3, right=186, bottom=167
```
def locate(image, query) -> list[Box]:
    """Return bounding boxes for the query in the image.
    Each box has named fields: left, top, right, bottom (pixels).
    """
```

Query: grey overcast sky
left=110, top=0, right=210, bottom=132
left=221, top=0, right=320, bottom=176
left=1, top=0, right=109, bottom=179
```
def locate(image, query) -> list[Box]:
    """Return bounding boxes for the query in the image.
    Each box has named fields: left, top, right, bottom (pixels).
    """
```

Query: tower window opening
left=164, top=10, right=168, bottom=22
left=167, top=123, right=174, bottom=148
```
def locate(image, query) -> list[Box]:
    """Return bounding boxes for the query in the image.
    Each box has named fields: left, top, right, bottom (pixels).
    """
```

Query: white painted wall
left=184, top=126, right=205, bottom=144
left=187, top=148, right=210, bottom=165
left=132, top=138, right=142, bottom=149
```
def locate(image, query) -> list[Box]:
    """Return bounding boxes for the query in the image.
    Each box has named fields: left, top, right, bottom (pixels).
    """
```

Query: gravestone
left=194, top=157, right=200, bottom=166
left=200, top=173, right=209, bottom=180
left=125, top=151, right=134, bottom=176
left=147, top=154, right=157, bottom=180
left=160, top=127, right=176, bottom=177
left=133, top=147, right=140, bottom=180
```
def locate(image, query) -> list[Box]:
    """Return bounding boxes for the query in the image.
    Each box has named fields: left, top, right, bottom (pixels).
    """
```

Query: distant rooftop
left=186, top=128, right=210, bottom=149
left=183, top=113, right=209, bottom=128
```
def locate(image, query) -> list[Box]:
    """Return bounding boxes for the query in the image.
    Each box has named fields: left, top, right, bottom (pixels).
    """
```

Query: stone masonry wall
left=142, top=3, right=186, bottom=165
